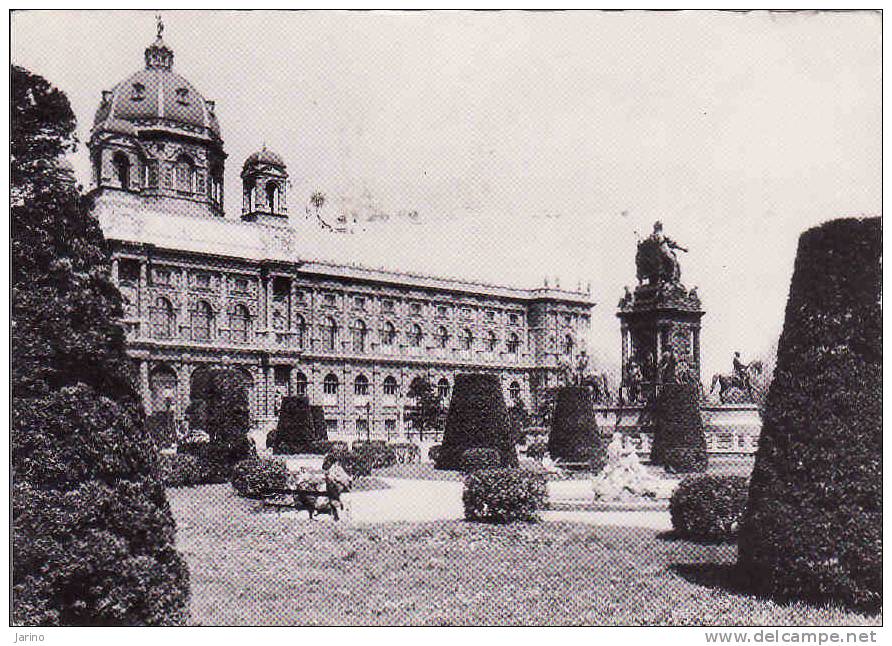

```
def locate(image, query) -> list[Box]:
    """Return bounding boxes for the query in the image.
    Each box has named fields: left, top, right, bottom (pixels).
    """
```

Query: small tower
left=241, top=146, right=288, bottom=226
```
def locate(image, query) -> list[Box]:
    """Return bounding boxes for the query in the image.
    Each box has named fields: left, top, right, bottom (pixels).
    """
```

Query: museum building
left=88, top=28, right=594, bottom=440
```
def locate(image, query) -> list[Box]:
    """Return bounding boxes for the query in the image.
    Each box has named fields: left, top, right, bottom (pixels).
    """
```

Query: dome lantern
left=144, top=15, right=174, bottom=70
left=241, top=145, right=288, bottom=226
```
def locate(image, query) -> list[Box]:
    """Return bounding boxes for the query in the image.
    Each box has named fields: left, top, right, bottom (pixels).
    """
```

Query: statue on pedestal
left=636, top=221, right=689, bottom=286
left=591, top=433, right=678, bottom=501
left=710, top=352, right=763, bottom=403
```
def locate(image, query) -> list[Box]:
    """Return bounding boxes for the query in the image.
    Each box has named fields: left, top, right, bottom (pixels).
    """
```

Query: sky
left=11, top=10, right=881, bottom=382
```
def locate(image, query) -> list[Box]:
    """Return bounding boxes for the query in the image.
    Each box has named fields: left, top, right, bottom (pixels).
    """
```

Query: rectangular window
left=437, top=305, right=449, bottom=318
left=509, top=312, right=520, bottom=325
left=355, top=418, right=369, bottom=438
left=272, top=277, right=290, bottom=302
left=485, top=310, right=495, bottom=322
left=326, top=419, right=338, bottom=435
left=410, top=302, right=422, bottom=316
left=153, top=268, right=172, bottom=286
left=295, top=290, right=305, bottom=303
left=324, top=293, right=337, bottom=307
left=461, top=307, right=472, bottom=319
left=195, top=273, right=211, bottom=289
left=119, top=259, right=140, bottom=284
left=384, top=419, right=396, bottom=437
left=354, top=296, right=366, bottom=311
left=382, top=299, right=394, bottom=312
left=233, top=277, right=249, bottom=293
left=274, top=366, right=290, bottom=387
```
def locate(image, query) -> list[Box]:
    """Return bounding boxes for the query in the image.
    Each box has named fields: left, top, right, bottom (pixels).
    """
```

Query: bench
left=259, top=483, right=349, bottom=521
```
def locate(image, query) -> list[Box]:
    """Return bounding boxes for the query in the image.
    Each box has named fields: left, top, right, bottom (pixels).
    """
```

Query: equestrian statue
left=710, top=352, right=762, bottom=403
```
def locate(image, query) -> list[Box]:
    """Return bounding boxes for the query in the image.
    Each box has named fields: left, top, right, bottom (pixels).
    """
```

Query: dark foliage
left=147, top=412, right=177, bottom=449
left=405, top=378, right=444, bottom=439
left=648, top=383, right=707, bottom=473
left=436, top=373, right=518, bottom=470
left=427, top=444, right=442, bottom=464
left=525, top=441, right=549, bottom=460
left=670, top=475, right=749, bottom=541
left=180, top=438, right=253, bottom=482
left=231, top=458, right=288, bottom=499
left=463, top=468, right=548, bottom=523
left=737, top=218, right=882, bottom=614
left=352, top=443, right=397, bottom=474
left=185, top=368, right=253, bottom=474
left=11, top=66, right=188, bottom=625
left=507, top=399, right=531, bottom=445
left=548, top=387, right=606, bottom=472
left=460, top=448, right=503, bottom=473
left=267, top=396, right=315, bottom=455
left=158, top=453, right=217, bottom=488
left=310, top=405, right=327, bottom=442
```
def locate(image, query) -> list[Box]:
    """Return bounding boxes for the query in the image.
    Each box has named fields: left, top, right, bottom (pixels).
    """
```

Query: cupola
left=241, top=145, right=288, bottom=226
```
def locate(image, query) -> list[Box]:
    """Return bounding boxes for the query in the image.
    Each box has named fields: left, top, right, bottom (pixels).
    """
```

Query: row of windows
left=149, top=297, right=543, bottom=352
left=313, top=373, right=522, bottom=401
left=107, top=151, right=223, bottom=201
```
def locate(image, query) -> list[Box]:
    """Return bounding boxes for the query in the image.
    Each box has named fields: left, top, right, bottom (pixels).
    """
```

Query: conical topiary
left=548, top=386, right=606, bottom=472
left=436, top=373, right=518, bottom=470
left=267, top=396, right=315, bottom=455
left=737, top=217, right=881, bottom=613
left=648, top=382, right=707, bottom=473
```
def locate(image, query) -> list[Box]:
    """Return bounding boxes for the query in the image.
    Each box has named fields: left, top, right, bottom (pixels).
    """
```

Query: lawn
left=168, top=484, right=879, bottom=626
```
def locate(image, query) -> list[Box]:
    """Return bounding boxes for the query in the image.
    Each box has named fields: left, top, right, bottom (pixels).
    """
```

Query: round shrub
left=548, top=387, right=606, bottom=472
left=437, top=373, right=518, bottom=470
left=463, top=468, right=548, bottom=524
left=268, top=396, right=315, bottom=455
left=670, top=475, right=749, bottom=541
left=460, top=447, right=502, bottom=473
left=738, top=217, right=881, bottom=614
left=648, top=383, right=707, bottom=473
left=427, top=444, right=441, bottom=463
left=526, top=441, right=548, bottom=460
left=231, top=458, right=288, bottom=499
left=158, top=452, right=215, bottom=487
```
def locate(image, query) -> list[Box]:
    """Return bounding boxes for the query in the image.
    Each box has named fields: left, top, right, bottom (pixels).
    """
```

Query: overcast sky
left=11, top=10, right=881, bottom=381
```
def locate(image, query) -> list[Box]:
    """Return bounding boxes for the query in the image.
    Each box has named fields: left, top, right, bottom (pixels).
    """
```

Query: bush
left=437, top=373, right=518, bottom=470
left=670, top=475, right=749, bottom=541
left=738, top=218, right=881, bottom=614
left=146, top=412, right=177, bottom=449
left=179, top=436, right=253, bottom=481
left=648, top=383, right=707, bottom=473
left=463, top=468, right=548, bottom=523
left=322, top=448, right=379, bottom=478
left=268, top=396, right=315, bottom=455
left=548, top=387, right=606, bottom=472
left=460, top=447, right=502, bottom=473
left=158, top=452, right=217, bottom=487
left=231, top=458, right=288, bottom=499
left=427, top=444, right=442, bottom=463
left=353, top=443, right=397, bottom=473
left=526, top=441, right=548, bottom=460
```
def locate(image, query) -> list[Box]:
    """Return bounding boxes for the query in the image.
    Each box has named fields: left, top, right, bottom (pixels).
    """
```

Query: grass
left=168, top=484, right=879, bottom=626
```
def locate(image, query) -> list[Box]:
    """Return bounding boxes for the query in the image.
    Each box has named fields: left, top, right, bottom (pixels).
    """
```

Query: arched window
left=382, top=376, right=398, bottom=396
left=265, top=181, right=279, bottom=212
left=175, top=154, right=195, bottom=193
left=323, top=373, right=339, bottom=395
left=112, top=152, right=131, bottom=190
left=486, top=331, right=498, bottom=352
left=191, top=300, right=213, bottom=341
left=150, top=296, right=175, bottom=339
left=322, top=317, right=338, bottom=351
left=437, top=378, right=450, bottom=400
left=563, top=334, right=575, bottom=356
left=461, top=328, right=474, bottom=351
left=382, top=321, right=397, bottom=347
left=295, top=371, right=308, bottom=397
left=295, top=314, right=307, bottom=349
left=509, top=381, right=521, bottom=401
left=409, top=323, right=423, bottom=348
left=351, top=319, right=367, bottom=353
left=230, top=304, right=251, bottom=343
left=437, top=326, right=449, bottom=348
left=507, top=332, right=520, bottom=354
left=354, top=374, right=369, bottom=396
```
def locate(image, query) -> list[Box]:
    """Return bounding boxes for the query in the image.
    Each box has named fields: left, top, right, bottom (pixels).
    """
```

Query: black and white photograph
left=9, top=6, right=882, bottom=632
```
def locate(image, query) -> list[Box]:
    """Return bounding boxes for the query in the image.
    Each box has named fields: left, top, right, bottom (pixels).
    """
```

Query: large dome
left=92, top=35, right=221, bottom=142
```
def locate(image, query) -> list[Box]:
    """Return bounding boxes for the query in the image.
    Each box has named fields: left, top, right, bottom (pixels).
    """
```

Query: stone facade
left=89, top=28, right=594, bottom=442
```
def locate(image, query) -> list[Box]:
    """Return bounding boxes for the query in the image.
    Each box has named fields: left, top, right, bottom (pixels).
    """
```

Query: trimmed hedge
left=648, top=383, right=707, bottom=473
left=737, top=217, right=882, bottom=613
left=179, top=435, right=254, bottom=481
left=463, top=468, right=548, bottom=523
left=670, top=475, right=748, bottom=541
left=322, top=444, right=395, bottom=478
left=460, top=448, right=502, bottom=473
left=548, top=387, right=606, bottom=473
left=158, top=452, right=219, bottom=487
left=231, top=458, right=288, bottom=498
left=147, top=411, right=177, bottom=449
left=436, top=373, right=518, bottom=470
left=267, top=396, right=315, bottom=455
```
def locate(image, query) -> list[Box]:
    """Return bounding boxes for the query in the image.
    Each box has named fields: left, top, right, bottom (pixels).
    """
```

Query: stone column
left=138, top=260, right=149, bottom=338
left=139, top=360, right=151, bottom=413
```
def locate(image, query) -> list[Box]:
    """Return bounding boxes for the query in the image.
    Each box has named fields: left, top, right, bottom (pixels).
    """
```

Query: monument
left=617, top=221, right=704, bottom=404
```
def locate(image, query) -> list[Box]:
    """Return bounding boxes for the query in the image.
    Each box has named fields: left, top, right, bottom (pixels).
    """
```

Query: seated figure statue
left=592, top=433, right=678, bottom=501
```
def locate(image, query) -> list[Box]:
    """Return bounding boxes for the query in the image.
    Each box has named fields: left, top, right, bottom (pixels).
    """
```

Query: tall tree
left=405, top=378, right=443, bottom=440
left=11, top=65, right=189, bottom=625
